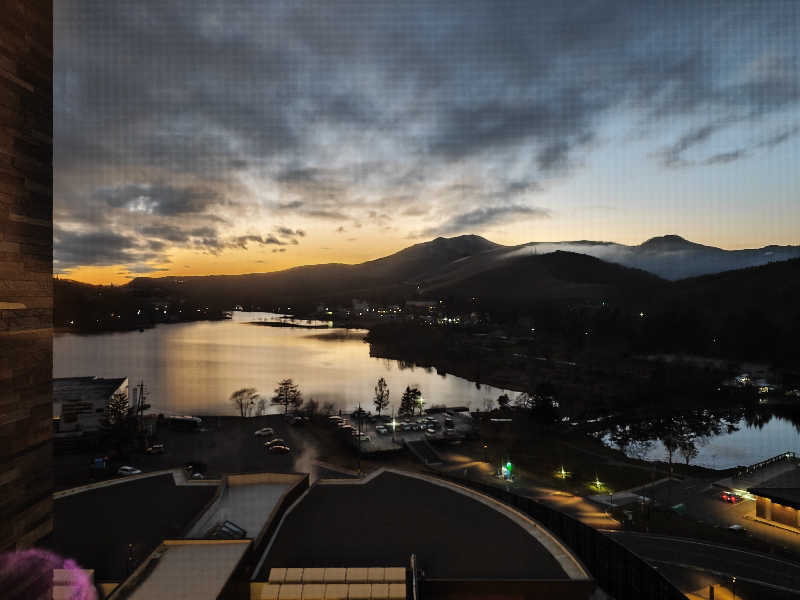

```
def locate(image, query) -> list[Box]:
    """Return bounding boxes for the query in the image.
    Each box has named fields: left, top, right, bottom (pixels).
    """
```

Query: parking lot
left=54, top=415, right=315, bottom=490
left=325, top=411, right=476, bottom=453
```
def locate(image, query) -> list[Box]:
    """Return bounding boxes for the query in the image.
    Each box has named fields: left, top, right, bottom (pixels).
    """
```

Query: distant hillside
left=426, top=251, right=666, bottom=306
left=126, top=235, right=500, bottom=309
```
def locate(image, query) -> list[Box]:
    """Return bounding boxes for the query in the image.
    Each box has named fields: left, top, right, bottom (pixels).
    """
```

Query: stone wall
left=0, top=0, right=53, bottom=550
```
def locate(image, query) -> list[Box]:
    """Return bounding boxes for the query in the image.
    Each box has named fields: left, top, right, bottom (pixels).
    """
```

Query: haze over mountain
left=499, top=235, right=800, bottom=280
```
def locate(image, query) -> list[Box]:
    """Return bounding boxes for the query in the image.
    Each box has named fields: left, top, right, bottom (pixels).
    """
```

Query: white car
left=255, top=427, right=275, bottom=437
left=117, top=466, right=142, bottom=476
left=375, top=426, right=388, bottom=435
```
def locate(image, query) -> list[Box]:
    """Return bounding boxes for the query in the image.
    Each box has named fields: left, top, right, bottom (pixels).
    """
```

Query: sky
left=54, top=0, right=800, bottom=284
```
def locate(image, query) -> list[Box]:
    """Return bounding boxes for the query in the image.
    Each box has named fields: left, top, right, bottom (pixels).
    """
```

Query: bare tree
left=321, top=401, right=336, bottom=416
left=374, top=377, right=390, bottom=415
left=105, top=391, right=130, bottom=426
left=230, top=388, right=260, bottom=417
left=272, top=379, right=303, bottom=414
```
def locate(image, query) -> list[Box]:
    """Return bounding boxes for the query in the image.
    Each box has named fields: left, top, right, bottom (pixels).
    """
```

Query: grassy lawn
left=476, top=423, right=662, bottom=493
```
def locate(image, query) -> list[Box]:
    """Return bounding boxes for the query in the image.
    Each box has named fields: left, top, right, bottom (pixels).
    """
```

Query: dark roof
left=263, top=471, right=569, bottom=579
left=54, top=376, right=127, bottom=402
left=748, top=467, right=800, bottom=509
left=40, top=474, right=215, bottom=581
left=749, top=488, right=800, bottom=510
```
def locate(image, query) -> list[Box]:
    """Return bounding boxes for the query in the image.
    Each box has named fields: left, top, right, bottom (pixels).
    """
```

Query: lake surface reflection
left=605, top=416, right=800, bottom=470
left=54, top=312, right=505, bottom=416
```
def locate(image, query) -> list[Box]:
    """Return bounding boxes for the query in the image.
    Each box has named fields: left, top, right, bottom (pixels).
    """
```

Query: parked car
left=145, top=444, right=165, bottom=454
left=290, top=416, right=305, bottom=426
left=268, top=445, right=291, bottom=454
left=328, top=416, right=343, bottom=423
left=191, top=472, right=205, bottom=480
left=728, top=524, right=746, bottom=533
left=264, top=438, right=286, bottom=448
left=337, top=420, right=350, bottom=428
left=375, top=426, right=388, bottom=435
left=254, top=427, right=275, bottom=437
left=117, top=466, right=142, bottom=476
left=358, top=434, right=371, bottom=442
left=425, top=427, right=436, bottom=434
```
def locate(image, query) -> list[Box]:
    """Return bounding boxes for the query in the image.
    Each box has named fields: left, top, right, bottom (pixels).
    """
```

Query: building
left=53, top=377, right=129, bottom=435
left=750, top=466, right=800, bottom=532
left=0, top=0, right=54, bottom=551
left=47, top=468, right=595, bottom=599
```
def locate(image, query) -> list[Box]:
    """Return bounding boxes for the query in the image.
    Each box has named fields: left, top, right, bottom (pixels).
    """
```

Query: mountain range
left=56, top=233, right=800, bottom=317
left=113, top=234, right=796, bottom=304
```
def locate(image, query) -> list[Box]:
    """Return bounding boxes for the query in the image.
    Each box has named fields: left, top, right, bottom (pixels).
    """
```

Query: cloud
left=419, top=205, right=550, bottom=237
left=658, top=124, right=720, bottom=168
left=125, top=264, right=171, bottom=274
left=757, top=125, right=800, bottom=149
left=701, top=149, right=747, bottom=166
left=54, top=1, right=800, bottom=274
left=232, top=233, right=286, bottom=249
left=54, top=228, right=162, bottom=270
left=96, top=183, right=226, bottom=216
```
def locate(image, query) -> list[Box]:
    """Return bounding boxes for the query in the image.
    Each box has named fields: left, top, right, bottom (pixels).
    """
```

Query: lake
left=54, top=312, right=505, bottom=417
left=603, top=416, right=800, bottom=470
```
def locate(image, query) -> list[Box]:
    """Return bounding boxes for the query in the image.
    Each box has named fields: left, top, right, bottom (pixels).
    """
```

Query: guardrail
left=735, top=451, right=796, bottom=479
left=432, top=470, right=687, bottom=600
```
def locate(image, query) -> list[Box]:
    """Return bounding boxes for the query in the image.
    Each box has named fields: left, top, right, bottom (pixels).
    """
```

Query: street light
left=732, top=576, right=736, bottom=600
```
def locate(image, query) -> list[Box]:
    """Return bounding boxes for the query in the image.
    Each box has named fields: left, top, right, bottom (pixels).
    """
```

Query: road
left=641, top=476, right=800, bottom=556
left=609, top=531, right=800, bottom=594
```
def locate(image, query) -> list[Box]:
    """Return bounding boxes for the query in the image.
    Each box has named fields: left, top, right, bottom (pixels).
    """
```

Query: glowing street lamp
left=390, top=410, right=398, bottom=443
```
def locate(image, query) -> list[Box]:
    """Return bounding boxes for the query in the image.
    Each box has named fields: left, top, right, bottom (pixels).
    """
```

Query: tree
left=305, top=397, right=319, bottom=420
left=496, top=394, right=511, bottom=410
left=230, top=388, right=260, bottom=417
left=105, top=391, right=130, bottom=427
left=256, top=397, right=267, bottom=416
left=398, top=386, right=421, bottom=418
left=374, top=377, right=390, bottom=415
left=272, top=379, right=303, bottom=414
left=678, top=436, right=699, bottom=466
left=661, top=432, right=679, bottom=477
left=321, top=401, right=336, bottom=416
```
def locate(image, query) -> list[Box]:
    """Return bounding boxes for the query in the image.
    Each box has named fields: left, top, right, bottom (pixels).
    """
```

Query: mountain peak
left=638, top=234, right=699, bottom=251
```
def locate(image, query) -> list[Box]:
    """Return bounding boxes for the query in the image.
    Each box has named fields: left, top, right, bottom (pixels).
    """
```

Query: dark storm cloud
left=55, top=1, right=800, bottom=271
left=96, top=184, right=225, bottom=216
left=54, top=228, right=160, bottom=270
left=420, top=205, right=550, bottom=238
left=140, top=224, right=190, bottom=243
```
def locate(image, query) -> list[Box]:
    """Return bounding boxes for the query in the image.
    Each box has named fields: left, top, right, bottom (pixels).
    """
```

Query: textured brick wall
left=0, top=0, right=53, bottom=550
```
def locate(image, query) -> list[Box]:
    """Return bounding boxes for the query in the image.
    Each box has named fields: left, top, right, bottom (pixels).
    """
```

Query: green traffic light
left=506, top=461, right=512, bottom=470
